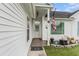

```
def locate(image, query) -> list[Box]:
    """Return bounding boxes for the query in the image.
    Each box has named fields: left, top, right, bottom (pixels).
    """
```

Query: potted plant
left=70, top=37, right=75, bottom=44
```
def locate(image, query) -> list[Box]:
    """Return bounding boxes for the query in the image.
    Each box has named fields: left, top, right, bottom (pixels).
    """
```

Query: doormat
left=31, top=47, right=43, bottom=51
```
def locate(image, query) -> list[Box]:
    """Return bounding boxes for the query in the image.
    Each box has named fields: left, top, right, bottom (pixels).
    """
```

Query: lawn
left=44, top=45, right=79, bottom=56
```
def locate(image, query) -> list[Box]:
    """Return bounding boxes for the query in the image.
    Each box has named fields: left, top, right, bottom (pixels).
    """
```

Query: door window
left=35, top=24, right=39, bottom=31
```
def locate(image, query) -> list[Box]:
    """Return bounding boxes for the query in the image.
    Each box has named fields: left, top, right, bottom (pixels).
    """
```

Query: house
left=0, top=3, right=52, bottom=56
left=49, top=10, right=79, bottom=41
left=0, top=3, right=79, bottom=56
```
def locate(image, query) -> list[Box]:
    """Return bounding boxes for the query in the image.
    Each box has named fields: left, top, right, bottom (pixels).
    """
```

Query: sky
left=53, top=3, right=79, bottom=12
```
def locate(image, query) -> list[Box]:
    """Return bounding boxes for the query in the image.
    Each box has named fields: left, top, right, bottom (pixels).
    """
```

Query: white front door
left=33, top=20, right=42, bottom=38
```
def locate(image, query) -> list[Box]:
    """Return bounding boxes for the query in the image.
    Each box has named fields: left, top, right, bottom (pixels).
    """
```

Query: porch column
left=47, top=9, right=50, bottom=46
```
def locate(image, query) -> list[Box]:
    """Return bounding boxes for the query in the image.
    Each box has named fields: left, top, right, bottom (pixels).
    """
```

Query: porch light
left=47, top=20, right=50, bottom=23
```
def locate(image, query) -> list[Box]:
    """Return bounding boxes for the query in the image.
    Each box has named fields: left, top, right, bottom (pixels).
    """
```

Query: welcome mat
left=31, top=47, right=43, bottom=51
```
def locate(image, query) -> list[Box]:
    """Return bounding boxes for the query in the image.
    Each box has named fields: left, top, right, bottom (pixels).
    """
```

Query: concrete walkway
left=27, top=48, right=47, bottom=56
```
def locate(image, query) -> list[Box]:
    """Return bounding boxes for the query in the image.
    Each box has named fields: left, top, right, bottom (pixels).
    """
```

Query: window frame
left=27, top=17, right=30, bottom=42
left=51, top=20, right=64, bottom=34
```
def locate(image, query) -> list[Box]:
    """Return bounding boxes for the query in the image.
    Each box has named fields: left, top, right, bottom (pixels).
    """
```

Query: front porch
left=27, top=3, right=51, bottom=56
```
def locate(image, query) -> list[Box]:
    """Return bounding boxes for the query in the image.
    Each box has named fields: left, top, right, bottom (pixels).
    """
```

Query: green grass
left=44, top=45, right=79, bottom=56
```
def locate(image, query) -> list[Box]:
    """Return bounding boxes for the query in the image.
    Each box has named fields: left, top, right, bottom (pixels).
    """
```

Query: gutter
left=35, top=5, right=52, bottom=8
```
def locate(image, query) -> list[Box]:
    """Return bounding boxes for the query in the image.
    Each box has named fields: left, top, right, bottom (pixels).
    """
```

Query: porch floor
left=27, top=38, right=47, bottom=56
left=31, top=38, right=43, bottom=48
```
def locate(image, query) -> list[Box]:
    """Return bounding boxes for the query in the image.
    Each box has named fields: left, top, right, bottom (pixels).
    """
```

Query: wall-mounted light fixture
left=47, top=20, right=50, bottom=23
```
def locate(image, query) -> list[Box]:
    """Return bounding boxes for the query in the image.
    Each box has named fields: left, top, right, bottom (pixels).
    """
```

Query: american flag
left=52, top=9, right=56, bottom=31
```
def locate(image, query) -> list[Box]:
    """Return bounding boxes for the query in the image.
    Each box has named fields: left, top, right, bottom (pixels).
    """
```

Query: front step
left=31, top=47, right=43, bottom=51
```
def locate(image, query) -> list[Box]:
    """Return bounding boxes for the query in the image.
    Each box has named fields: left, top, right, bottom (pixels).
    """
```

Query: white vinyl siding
left=0, top=3, right=32, bottom=56
left=77, top=22, right=79, bottom=36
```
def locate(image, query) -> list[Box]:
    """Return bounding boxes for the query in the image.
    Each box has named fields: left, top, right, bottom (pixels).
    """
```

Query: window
left=34, top=21, right=40, bottom=31
left=35, top=24, right=39, bottom=31
left=27, top=17, right=30, bottom=41
left=51, top=21, right=64, bottom=34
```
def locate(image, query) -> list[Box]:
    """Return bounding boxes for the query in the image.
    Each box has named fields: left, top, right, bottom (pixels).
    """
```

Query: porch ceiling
left=36, top=6, right=47, bottom=18
left=34, top=3, right=52, bottom=19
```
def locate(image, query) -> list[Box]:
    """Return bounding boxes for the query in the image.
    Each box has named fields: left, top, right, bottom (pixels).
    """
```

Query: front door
left=33, top=20, right=42, bottom=38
